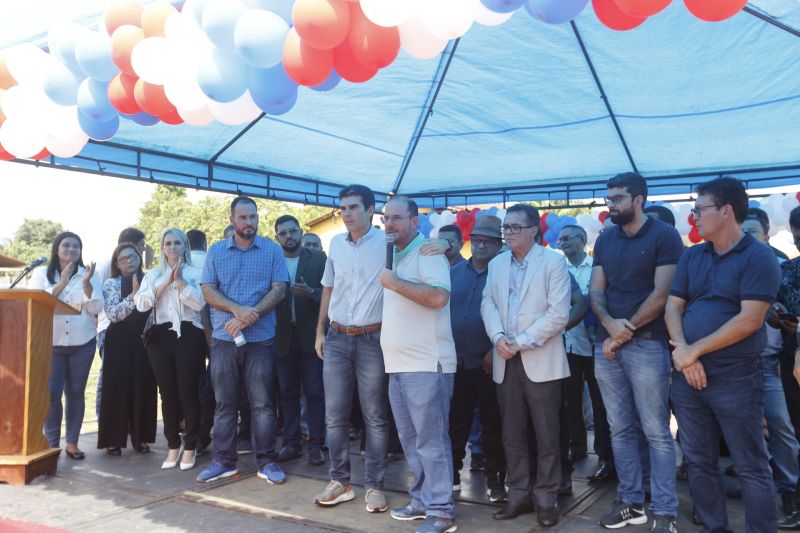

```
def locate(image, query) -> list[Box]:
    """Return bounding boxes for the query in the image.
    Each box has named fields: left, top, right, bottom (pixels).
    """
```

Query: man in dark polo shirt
left=589, top=173, right=684, bottom=532
left=666, top=177, right=781, bottom=533
left=448, top=215, right=507, bottom=503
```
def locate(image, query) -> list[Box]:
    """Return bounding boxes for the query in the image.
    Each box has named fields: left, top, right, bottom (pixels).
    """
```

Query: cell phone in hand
left=779, top=313, right=798, bottom=320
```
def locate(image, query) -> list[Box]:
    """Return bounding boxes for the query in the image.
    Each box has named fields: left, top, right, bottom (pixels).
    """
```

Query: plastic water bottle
left=233, top=332, right=246, bottom=347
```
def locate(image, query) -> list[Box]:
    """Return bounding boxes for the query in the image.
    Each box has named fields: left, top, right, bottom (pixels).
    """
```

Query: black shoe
left=598, top=500, right=647, bottom=529
left=779, top=511, right=800, bottom=530
left=348, top=428, right=362, bottom=441
left=676, top=462, right=688, bottom=480
left=588, top=462, right=615, bottom=483
left=724, top=464, right=738, bottom=477
left=558, top=478, right=573, bottom=496
left=308, top=448, right=325, bottom=466
left=486, top=472, right=507, bottom=503
left=651, top=515, right=678, bottom=533
left=568, top=448, right=587, bottom=463
left=493, top=501, right=534, bottom=520
left=276, top=446, right=302, bottom=463
left=196, top=440, right=209, bottom=457
left=106, top=447, right=121, bottom=456
left=452, top=471, right=461, bottom=491
left=692, top=506, right=702, bottom=526
left=135, top=443, right=150, bottom=454
left=783, top=492, right=798, bottom=516
left=470, top=453, right=487, bottom=472
left=538, top=505, right=559, bottom=527
left=726, top=487, right=742, bottom=499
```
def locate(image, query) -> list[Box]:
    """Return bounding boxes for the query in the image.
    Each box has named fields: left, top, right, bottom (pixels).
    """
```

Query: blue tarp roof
left=4, top=1, right=800, bottom=207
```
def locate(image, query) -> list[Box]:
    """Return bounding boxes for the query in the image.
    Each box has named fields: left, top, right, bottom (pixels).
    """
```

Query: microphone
left=9, top=256, right=47, bottom=289
left=385, top=233, right=396, bottom=270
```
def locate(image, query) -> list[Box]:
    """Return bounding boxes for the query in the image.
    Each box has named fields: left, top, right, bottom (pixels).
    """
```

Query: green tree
left=0, top=218, right=64, bottom=263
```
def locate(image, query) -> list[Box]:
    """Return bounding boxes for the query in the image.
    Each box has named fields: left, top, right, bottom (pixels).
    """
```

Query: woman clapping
left=134, top=228, right=206, bottom=471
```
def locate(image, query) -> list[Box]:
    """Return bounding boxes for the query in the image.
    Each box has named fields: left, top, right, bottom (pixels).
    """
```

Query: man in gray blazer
left=481, top=204, right=571, bottom=528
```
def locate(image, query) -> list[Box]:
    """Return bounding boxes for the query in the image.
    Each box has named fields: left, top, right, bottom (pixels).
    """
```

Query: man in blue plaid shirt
left=198, top=196, right=289, bottom=485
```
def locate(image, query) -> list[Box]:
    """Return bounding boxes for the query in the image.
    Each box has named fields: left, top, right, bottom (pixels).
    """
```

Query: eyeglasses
left=501, top=224, right=536, bottom=234
left=604, top=194, right=631, bottom=206
left=277, top=227, right=300, bottom=238
left=117, top=254, right=139, bottom=263
left=381, top=215, right=410, bottom=224
left=690, top=204, right=721, bottom=218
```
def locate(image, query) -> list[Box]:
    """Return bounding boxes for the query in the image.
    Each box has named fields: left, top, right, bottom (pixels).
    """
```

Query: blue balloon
left=234, top=9, right=289, bottom=69
left=546, top=212, right=560, bottom=228
left=481, top=0, right=526, bottom=13
left=525, top=0, right=588, bottom=24
left=248, top=64, right=298, bottom=111
left=197, top=48, right=248, bottom=103
left=418, top=213, right=433, bottom=238
left=75, top=32, right=118, bottom=82
left=561, top=215, right=577, bottom=227
left=78, top=109, right=119, bottom=141
left=44, top=63, right=82, bottom=106
left=544, top=228, right=557, bottom=244
left=311, top=71, right=341, bottom=92
left=477, top=206, right=499, bottom=219
left=748, top=199, right=761, bottom=208
left=261, top=89, right=297, bottom=115
left=77, top=79, right=117, bottom=122
left=125, top=112, right=160, bottom=126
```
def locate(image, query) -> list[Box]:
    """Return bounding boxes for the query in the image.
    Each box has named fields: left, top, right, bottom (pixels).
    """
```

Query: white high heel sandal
left=162, top=443, right=184, bottom=469
left=180, top=449, right=196, bottom=471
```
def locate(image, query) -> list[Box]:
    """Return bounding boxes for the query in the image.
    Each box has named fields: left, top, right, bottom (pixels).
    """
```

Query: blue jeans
left=323, top=329, right=389, bottom=489
left=210, top=339, right=277, bottom=468
left=389, top=366, right=455, bottom=519
left=467, top=408, right=483, bottom=455
left=671, top=360, right=777, bottom=532
left=594, top=337, right=677, bottom=516
left=761, top=355, right=799, bottom=494
left=275, top=338, right=325, bottom=451
left=45, top=339, right=96, bottom=447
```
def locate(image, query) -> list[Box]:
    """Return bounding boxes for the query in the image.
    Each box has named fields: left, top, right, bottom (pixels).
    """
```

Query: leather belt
left=330, top=321, right=381, bottom=336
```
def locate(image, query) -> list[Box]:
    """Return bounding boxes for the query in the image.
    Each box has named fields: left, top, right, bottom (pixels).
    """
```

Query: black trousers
left=146, top=322, right=206, bottom=450
left=449, top=366, right=505, bottom=475
left=497, top=355, right=562, bottom=507
left=563, top=353, right=613, bottom=463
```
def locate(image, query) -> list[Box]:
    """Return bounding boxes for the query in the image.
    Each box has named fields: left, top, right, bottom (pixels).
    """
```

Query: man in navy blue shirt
left=198, top=196, right=289, bottom=485
left=448, top=215, right=506, bottom=504
left=589, top=173, right=684, bottom=532
left=666, top=177, right=781, bottom=533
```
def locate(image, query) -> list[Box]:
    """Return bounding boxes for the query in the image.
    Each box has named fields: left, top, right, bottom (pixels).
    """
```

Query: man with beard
left=273, top=215, right=327, bottom=466
left=198, top=196, right=289, bottom=484
left=589, top=173, right=684, bottom=532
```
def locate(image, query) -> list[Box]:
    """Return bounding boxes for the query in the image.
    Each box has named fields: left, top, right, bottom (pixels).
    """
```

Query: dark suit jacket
left=276, top=247, right=325, bottom=358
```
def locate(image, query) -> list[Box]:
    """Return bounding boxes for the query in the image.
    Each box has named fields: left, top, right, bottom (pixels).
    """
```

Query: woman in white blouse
left=30, top=232, right=103, bottom=460
left=134, top=228, right=206, bottom=471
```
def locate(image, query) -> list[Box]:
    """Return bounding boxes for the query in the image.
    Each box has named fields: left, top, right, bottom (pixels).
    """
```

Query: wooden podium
left=0, top=289, right=79, bottom=484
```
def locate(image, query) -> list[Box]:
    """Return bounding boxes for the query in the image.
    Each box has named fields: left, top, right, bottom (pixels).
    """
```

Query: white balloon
left=242, top=0, right=294, bottom=24
left=5, top=44, right=56, bottom=88
left=1, top=85, right=50, bottom=123
left=399, top=12, right=448, bottom=60
left=439, top=210, right=457, bottom=225
left=48, top=22, right=91, bottom=72
left=202, top=0, right=249, bottom=54
left=428, top=212, right=441, bottom=226
left=208, top=90, right=261, bottom=125
left=182, top=0, right=211, bottom=28
left=234, top=9, right=289, bottom=69
left=131, top=37, right=178, bottom=85
left=164, top=68, right=209, bottom=111
left=782, top=194, right=800, bottom=212
left=361, top=0, right=419, bottom=28
left=45, top=103, right=82, bottom=142
left=473, top=0, right=516, bottom=25
left=418, top=0, right=474, bottom=41
left=496, top=208, right=507, bottom=220
left=0, top=118, right=46, bottom=158
left=767, top=193, right=783, bottom=209
left=677, top=203, right=692, bottom=218
left=177, top=104, right=215, bottom=126
left=430, top=227, right=440, bottom=239
left=47, top=128, right=88, bottom=158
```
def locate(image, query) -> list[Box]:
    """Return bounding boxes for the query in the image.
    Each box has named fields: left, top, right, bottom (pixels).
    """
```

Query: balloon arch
left=0, top=0, right=753, bottom=161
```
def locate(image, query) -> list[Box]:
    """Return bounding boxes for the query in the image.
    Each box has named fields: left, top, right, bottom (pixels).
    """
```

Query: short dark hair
left=695, top=176, right=748, bottom=224
left=47, top=231, right=84, bottom=284
left=506, top=203, right=541, bottom=228
left=743, top=215, right=768, bottom=235
left=387, top=197, right=418, bottom=218
left=230, top=195, right=257, bottom=214
left=746, top=207, right=770, bottom=231
left=607, top=172, right=648, bottom=205
left=789, top=206, right=800, bottom=229
left=186, top=229, right=207, bottom=251
left=339, top=184, right=375, bottom=211
left=438, top=224, right=463, bottom=242
left=274, top=214, right=300, bottom=232
left=643, top=205, right=676, bottom=227
left=559, top=224, right=587, bottom=242
left=118, top=227, right=145, bottom=245
left=109, top=242, right=144, bottom=278
left=223, top=224, right=234, bottom=238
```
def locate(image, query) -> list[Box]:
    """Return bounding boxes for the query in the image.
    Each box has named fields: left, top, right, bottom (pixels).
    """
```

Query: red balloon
left=293, top=0, right=351, bottom=50
left=111, top=25, right=145, bottom=76
left=593, top=0, right=647, bottom=31
left=688, top=213, right=696, bottom=226
left=347, top=2, right=399, bottom=69
left=105, top=0, right=143, bottom=34
left=0, top=144, right=15, bottom=161
left=0, top=52, right=14, bottom=90
left=333, top=38, right=377, bottom=83
left=598, top=210, right=609, bottom=223
left=683, top=0, right=748, bottom=22
left=108, top=73, right=142, bottom=115
left=540, top=212, right=549, bottom=232
left=613, top=0, right=671, bottom=18
left=159, top=109, right=183, bottom=125
left=133, top=79, right=176, bottom=117
left=31, top=148, right=51, bottom=160
left=796, top=191, right=800, bottom=203
left=688, top=226, right=702, bottom=243
left=141, top=1, right=177, bottom=38
left=282, top=28, right=334, bottom=87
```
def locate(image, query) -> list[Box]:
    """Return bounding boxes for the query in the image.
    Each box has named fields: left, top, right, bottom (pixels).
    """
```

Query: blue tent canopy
left=4, top=1, right=800, bottom=207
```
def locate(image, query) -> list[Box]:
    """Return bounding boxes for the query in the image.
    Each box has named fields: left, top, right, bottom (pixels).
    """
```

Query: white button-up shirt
left=134, top=265, right=205, bottom=337
left=321, top=226, right=385, bottom=326
left=564, top=253, right=593, bottom=356
left=29, top=265, right=104, bottom=347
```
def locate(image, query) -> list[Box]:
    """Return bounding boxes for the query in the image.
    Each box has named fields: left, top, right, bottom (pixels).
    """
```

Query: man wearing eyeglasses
left=589, top=173, right=684, bottom=532
left=666, top=177, right=781, bottom=533
left=481, top=204, right=571, bottom=528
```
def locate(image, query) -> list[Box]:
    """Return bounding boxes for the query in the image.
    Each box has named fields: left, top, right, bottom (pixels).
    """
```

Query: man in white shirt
left=187, top=230, right=207, bottom=271
left=379, top=198, right=457, bottom=533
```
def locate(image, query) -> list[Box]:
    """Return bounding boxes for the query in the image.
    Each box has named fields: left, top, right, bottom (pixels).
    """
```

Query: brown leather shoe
left=538, top=505, right=559, bottom=527
left=493, top=501, right=534, bottom=520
